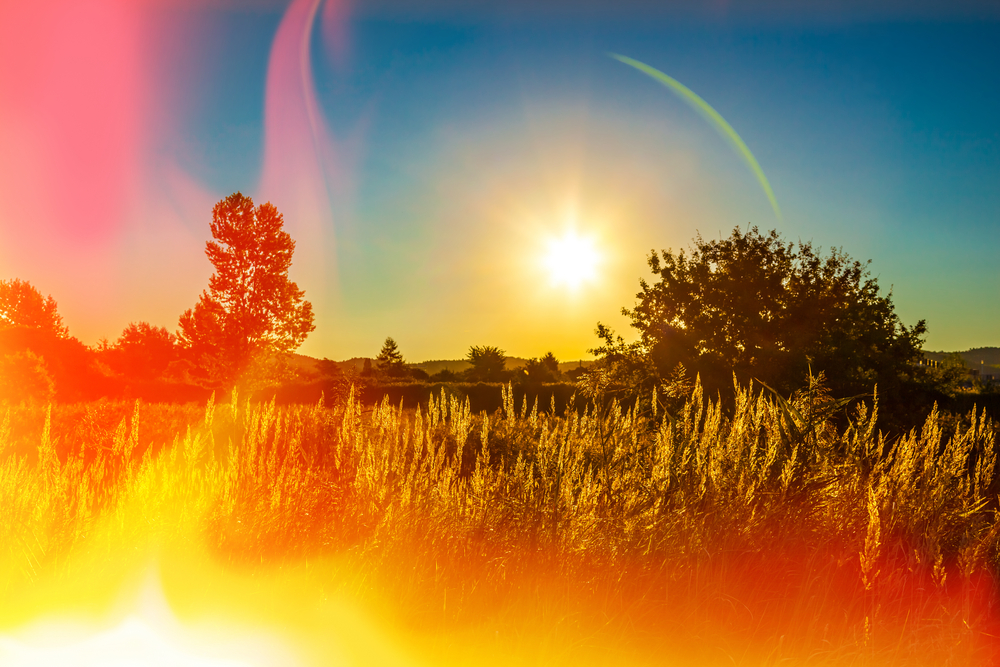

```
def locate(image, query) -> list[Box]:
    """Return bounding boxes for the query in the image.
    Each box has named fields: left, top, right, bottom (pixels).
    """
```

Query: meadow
left=2, top=381, right=1000, bottom=666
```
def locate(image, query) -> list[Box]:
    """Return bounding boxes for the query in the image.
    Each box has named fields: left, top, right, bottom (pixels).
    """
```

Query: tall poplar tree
left=177, top=193, right=315, bottom=387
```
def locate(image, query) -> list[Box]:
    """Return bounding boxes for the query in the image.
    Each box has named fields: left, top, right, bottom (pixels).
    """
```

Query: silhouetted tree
left=376, top=337, right=407, bottom=378
left=521, top=352, right=561, bottom=384
left=0, top=279, right=68, bottom=337
left=594, top=226, right=935, bottom=428
left=176, top=193, right=315, bottom=388
left=0, top=280, right=113, bottom=401
left=466, top=345, right=507, bottom=382
left=541, top=351, right=560, bottom=376
left=108, top=322, right=177, bottom=381
left=0, top=351, right=55, bottom=403
left=0, top=326, right=106, bottom=401
left=316, top=357, right=341, bottom=377
left=430, top=368, right=459, bottom=382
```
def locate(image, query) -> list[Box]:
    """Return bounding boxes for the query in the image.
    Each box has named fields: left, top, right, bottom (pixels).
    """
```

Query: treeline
left=1, top=196, right=993, bottom=436
left=0, top=289, right=210, bottom=404
left=0, top=287, right=587, bottom=408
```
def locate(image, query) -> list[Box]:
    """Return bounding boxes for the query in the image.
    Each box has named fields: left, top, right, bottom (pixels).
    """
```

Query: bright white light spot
left=0, top=617, right=256, bottom=667
left=0, top=569, right=298, bottom=667
left=543, top=231, right=602, bottom=291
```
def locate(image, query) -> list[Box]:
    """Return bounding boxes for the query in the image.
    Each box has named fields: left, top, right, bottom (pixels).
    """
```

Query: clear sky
left=1, top=0, right=998, bottom=362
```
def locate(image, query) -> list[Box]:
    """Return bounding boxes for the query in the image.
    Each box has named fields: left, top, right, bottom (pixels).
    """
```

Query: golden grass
left=2, top=381, right=1000, bottom=665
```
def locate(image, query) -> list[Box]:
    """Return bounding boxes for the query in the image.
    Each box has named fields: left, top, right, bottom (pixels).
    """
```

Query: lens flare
left=259, top=0, right=341, bottom=301
left=0, top=618, right=257, bottom=667
left=0, top=0, right=147, bottom=247
left=0, top=566, right=300, bottom=667
left=610, top=53, right=782, bottom=222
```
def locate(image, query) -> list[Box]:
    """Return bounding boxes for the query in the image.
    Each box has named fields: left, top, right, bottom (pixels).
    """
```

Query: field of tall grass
left=2, top=380, right=1000, bottom=665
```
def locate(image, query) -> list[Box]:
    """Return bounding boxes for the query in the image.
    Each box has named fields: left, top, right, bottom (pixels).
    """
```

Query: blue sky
left=1, top=1, right=997, bottom=359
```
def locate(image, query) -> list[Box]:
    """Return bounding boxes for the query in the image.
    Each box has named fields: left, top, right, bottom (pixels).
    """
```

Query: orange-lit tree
left=108, top=322, right=177, bottom=381
left=177, top=193, right=315, bottom=388
left=0, top=278, right=69, bottom=337
left=0, top=279, right=109, bottom=400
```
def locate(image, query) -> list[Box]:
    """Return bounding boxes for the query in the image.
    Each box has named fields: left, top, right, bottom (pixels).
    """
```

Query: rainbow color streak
left=610, top=53, right=782, bottom=222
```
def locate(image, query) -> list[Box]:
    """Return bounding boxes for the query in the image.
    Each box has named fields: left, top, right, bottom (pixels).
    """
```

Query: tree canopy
left=177, top=193, right=315, bottom=387
left=521, top=351, right=561, bottom=384
left=376, top=337, right=407, bottom=378
left=0, top=279, right=68, bottom=337
left=108, top=322, right=177, bottom=380
left=0, top=351, right=55, bottom=403
left=466, top=345, right=507, bottom=382
left=593, top=226, right=931, bottom=411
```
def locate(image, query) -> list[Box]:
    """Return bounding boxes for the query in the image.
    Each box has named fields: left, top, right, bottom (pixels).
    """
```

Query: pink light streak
left=0, top=0, right=147, bottom=248
left=0, top=0, right=353, bottom=345
left=0, top=0, right=151, bottom=342
left=259, top=0, right=352, bottom=303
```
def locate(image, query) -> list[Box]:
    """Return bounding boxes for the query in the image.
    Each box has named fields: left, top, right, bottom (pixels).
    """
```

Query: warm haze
left=0, top=1, right=998, bottom=363
left=4, top=3, right=1000, bottom=666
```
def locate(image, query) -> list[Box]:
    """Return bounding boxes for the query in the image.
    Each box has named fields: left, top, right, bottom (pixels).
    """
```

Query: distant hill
left=924, top=347, right=1000, bottom=372
left=330, top=357, right=478, bottom=375
left=409, top=358, right=596, bottom=374
left=287, top=353, right=321, bottom=373
left=295, top=354, right=596, bottom=376
left=557, top=359, right=595, bottom=372
left=409, top=359, right=472, bottom=375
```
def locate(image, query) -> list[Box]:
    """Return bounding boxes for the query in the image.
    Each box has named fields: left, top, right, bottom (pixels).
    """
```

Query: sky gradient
left=1, top=0, right=997, bottom=362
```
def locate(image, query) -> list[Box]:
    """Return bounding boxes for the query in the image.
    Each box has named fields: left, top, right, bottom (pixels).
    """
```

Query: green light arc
left=610, top=53, right=782, bottom=222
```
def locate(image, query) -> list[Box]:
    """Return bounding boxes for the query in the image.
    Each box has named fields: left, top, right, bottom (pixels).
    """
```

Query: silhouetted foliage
left=430, top=368, right=459, bottom=382
left=541, top=352, right=560, bottom=375
left=0, top=279, right=68, bottom=337
left=316, top=357, right=341, bottom=377
left=0, top=350, right=55, bottom=403
left=520, top=352, right=561, bottom=384
left=935, top=353, right=975, bottom=392
left=594, top=226, right=938, bottom=431
left=565, top=363, right=589, bottom=382
left=176, top=193, right=315, bottom=388
left=0, top=326, right=108, bottom=401
left=376, top=336, right=407, bottom=378
left=106, top=322, right=177, bottom=381
left=360, top=358, right=374, bottom=377
left=466, top=345, right=507, bottom=382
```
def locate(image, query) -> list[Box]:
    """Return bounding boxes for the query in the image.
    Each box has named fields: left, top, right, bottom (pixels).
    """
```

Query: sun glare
left=543, top=230, right=602, bottom=291
left=0, top=618, right=260, bottom=667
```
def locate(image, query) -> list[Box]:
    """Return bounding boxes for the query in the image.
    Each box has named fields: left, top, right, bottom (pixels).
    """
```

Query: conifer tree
left=376, top=337, right=407, bottom=378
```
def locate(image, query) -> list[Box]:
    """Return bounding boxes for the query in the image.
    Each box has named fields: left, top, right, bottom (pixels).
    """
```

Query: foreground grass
left=2, top=382, right=1000, bottom=665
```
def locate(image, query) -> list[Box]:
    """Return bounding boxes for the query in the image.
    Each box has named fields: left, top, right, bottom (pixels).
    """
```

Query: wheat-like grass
left=1, top=382, right=998, bottom=664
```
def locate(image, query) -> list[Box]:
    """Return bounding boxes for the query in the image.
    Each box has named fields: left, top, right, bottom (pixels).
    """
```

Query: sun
left=542, top=230, right=602, bottom=291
